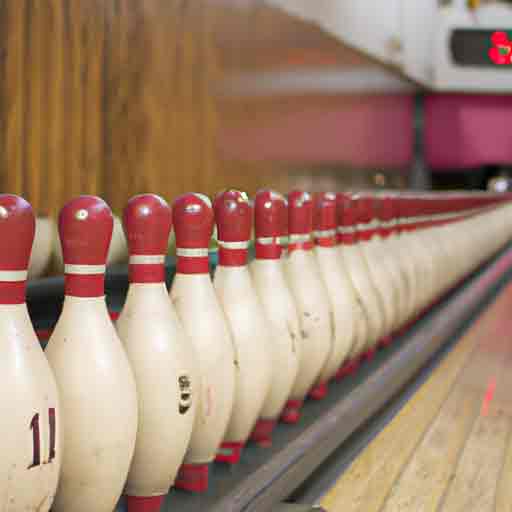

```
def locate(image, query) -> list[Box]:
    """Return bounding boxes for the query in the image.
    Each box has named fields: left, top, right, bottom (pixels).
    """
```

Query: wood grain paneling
left=0, top=1, right=407, bottom=216
left=47, top=0, right=65, bottom=215
left=0, top=0, right=6, bottom=193
left=4, top=0, right=27, bottom=196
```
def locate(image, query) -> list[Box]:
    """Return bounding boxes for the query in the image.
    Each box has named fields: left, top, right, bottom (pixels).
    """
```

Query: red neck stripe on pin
left=0, top=270, right=27, bottom=304
left=337, top=226, right=357, bottom=245
left=356, top=220, right=379, bottom=241
left=129, top=254, right=166, bottom=283
left=176, top=247, right=209, bottom=274
left=218, top=240, right=249, bottom=266
left=288, top=234, right=314, bottom=253
left=255, top=237, right=282, bottom=260
left=379, top=220, right=395, bottom=238
left=64, top=264, right=105, bottom=297
left=314, top=229, right=336, bottom=248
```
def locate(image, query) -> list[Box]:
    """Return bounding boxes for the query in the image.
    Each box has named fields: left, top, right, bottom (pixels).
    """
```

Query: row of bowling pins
left=3, top=190, right=512, bottom=512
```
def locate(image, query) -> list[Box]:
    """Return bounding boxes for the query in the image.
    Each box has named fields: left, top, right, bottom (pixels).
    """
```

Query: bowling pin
left=116, top=194, right=198, bottom=512
left=249, top=189, right=301, bottom=445
left=333, top=195, right=370, bottom=378
left=281, top=190, right=332, bottom=422
left=28, top=217, right=56, bottom=279
left=336, top=193, right=380, bottom=363
left=353, top=194, right=397, bottom=346
left=213, top=190, right=272, bottom=463
left=169, top=193, right=235, bottom=492
left=45, top=196, right=138, bottom=512
left=377, top=194, right=412, bottom=334
left=0, top=195, right=61, bottom=512
left=368, top=195, right=406, bottom=338
left=351, top=193, right=393, bottom=352
left=401, top=196, right=434, bottom=314
left=310, top=192, right=358, bottom=397
left=391, top=194, right=420, bottom=326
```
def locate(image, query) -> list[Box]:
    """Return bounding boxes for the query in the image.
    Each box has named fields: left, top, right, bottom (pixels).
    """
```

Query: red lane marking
left=481, top=376, right=497, bottom=417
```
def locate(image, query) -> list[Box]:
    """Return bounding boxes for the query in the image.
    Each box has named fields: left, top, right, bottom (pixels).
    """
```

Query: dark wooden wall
left=0, top=0, right=226, bottom=215
left=0, top=1, right=411, bottom=216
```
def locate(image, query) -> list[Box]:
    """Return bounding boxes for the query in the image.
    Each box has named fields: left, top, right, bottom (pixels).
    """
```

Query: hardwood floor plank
left=320, top=288, right=512, bottom=512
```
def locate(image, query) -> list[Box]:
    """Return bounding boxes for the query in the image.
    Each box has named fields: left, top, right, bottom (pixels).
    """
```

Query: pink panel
left=218, top=95, right=414, bottom=169
left=424, top=94, right=512, bottom=170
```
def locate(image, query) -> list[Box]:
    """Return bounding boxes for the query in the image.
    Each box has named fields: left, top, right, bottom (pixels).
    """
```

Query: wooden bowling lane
left=321, top=281, right=512, bottom=512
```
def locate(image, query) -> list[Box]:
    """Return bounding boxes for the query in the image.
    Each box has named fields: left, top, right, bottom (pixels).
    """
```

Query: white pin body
left=45, top=296, right=138, bottom=512
left=314, top=245, right=357, bottom=379
left=358, top=235, right=396, bottom=341
left=29, top=217, right=56, bottom=279
left=285, top=249, right=332, bottom=393
left=408, top=229, right=434, bottom=311
left=382, top=230, right=413, bottom=330
left=340, top=244, right=384, bottom=354
left=0, top=304, right=61, bottom=512
left=421, top=226, right=445, bottom=303
left=393, top=229, right=420, bottom=325
left=250, top=259, right=301, bottom=419
left=213, top=265, right=272, bottom=443
left=170, top=273, right=235, bottom=464
left=373, top=232, right=405, bottom=332
left=336, top=247, right=369, bottom=359
left=116, top=282, right=198, bottom=495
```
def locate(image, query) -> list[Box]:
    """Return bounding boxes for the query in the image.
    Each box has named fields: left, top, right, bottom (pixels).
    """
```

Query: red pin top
left=59, top=196, right=113, bottom=297
left=424, top=196, right=436, bottom=228
left=279, top=197, right=289, bottom=250
left=394, top=195, right=409, bottom=233
left=354, top=194, right=378, bottom=241
left=353, top=194, right=373, bottom=223
left=288, top=190, right=313, bottom=235
left=0, top=194, right=35, bottom=305
left=288, top=190, right=314, bottom=253
left=433, top=196, right=451, bottom=228
left=172, top=193, right=213, bottom=274
left=124, top=194, right=171, bottom=283
left=254, top=189, right=286, bottom=260
left=404, top=196, right=421, bottom=231
left=336, top=192, right=357, bottom=246
left=214, top=189, right=251, bottom=266
left=378, top=195, right=396, bottom=238
left=313, top=192, right=337, bottom=248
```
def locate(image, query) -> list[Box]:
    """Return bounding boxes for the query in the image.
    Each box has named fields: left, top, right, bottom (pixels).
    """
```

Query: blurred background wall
left=0, top=0, right=421, bottom=216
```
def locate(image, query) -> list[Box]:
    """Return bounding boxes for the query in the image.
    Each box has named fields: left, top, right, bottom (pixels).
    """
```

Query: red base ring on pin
left=378, top=335, right=393, bottom=349
left=215, top=441, right=244, bottom=464
left=125, top=494, right=165, bottom=512
left=364, top=348, right=376, bottom=361
left=36, top=329, right=53, bottom=342
left=250, top=419, right=276, bottom=447
left=352, top=356, right=362, bottom=373
left=280, top=399, right=303, bottom=424
left=109, top=310, right=120, bottom=322
left=335, top=359, right=356, bottom=380
left=309, top=382, right=328, bottom=400
left=174, top=463, right=209, bottom=493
